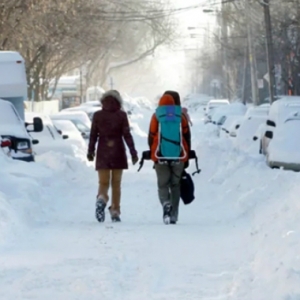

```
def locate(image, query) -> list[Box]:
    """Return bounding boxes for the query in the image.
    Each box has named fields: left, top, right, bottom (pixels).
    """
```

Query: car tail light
left=0, top=139, right=11, bottom=148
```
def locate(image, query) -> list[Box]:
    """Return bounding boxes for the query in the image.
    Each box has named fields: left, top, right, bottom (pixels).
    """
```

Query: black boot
left=112, top=215, right=121, bottom=222
left=163, top=203, right=172, bottom=225
left=95, top=198, right=106, bottom=222
left=109, top=206, right=121, bottom=222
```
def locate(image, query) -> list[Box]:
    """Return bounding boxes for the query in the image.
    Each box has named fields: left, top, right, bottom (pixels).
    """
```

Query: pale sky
left=149, top=0, right=219, bottom=96
left=170, top=0, right=217, bottom=49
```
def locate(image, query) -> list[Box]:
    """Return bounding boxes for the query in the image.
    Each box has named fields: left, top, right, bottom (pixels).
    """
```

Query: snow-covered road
left=0, top=156, right=253, bottom=300
left=1, top=112, right=300, bottom=299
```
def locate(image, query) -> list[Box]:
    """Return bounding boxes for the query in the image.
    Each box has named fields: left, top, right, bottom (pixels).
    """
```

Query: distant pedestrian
left=182, top=107, right=193, bottom=126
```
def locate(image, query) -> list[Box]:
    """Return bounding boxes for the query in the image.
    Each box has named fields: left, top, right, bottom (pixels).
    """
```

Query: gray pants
left=155, top=161, right=184, bottom=221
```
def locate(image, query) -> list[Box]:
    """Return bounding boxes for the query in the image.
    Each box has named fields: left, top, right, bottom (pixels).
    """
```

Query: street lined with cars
left=205, top=96, right=300, bottom=172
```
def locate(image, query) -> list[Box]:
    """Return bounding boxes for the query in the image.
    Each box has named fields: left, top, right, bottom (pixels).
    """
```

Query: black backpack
left=180, top=170, right=195, bottom=205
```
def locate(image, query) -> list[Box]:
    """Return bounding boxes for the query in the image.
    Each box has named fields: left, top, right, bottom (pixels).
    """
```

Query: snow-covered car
left=50, top=111, right=91, bottom=139
left=183, top=93, right=211, bottom=111
left=260, top=97, right=300, bottom=155
left=221, top=115, right=243, bottom=137
left=0, top=99, right=43, bottom=162
left=80, top=100, right=101, bottom=107
left=266, top=114, right=300, bottom=171
left=253, top=123, right=267, bottom=154
left=52, top=120, right=87, bottom=152
left=25, top=112, right=75, bottom=156
left=245, top=104, right=270, bottom=118
left=204, top=99, right=229, bottom=123
left=209, top=103, right=247, bottom=137
left=0, top=137, right=12, bottom=157
left=61, top=106, right=100, bottom=121
left=228, top=116, right=244, bottom=137
left=235, top=114, right=268, bottom=152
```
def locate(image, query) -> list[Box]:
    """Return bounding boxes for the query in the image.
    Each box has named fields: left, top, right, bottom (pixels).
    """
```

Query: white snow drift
left=0, top=99, right=299, bottom=299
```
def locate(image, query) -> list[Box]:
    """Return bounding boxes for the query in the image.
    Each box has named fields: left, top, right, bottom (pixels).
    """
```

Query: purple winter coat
left=88, top=91, right=137, bottom=170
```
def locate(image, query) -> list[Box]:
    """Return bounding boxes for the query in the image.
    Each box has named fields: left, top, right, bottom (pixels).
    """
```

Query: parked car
left=245, top=104, right=270, bottom=118
left=228, top=116, right=245, bottom=137
left=0, top=137, right=12, bottom=157
left=61, top=106, right=100, bottom=121
left=218, top=103, right=246, bottom=130
left=52, top=120, right=87, bottom=152
left=80, top=100, right=101, bottom=107
left=50, top=111, right=91, bottom=139
left=0, top=99, right=43, bottom=162
left=253, top=123, right=267, bottom=154
left=235, top=114, right=268, bottom=152
left=266, top=113, right=300, bottom=171
left=204, top=99, right=229, bottom=123
left=260, top=97, right=300, bottom=155
left=25, top=112, right=75, bottom=156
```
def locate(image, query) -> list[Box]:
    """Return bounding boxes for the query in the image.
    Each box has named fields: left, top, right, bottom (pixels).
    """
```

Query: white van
left=261, top=97, right=300, bottom=154
left=0, top=51, right=27, bottom=120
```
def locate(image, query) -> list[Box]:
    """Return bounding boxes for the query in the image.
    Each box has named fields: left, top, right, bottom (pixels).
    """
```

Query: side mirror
left=33, top=117, right=43, bottom=132
left=265, top=131, right=273, bottom=139
left=57, top=129, right=62, bottom=135
left=235, top=124, right=240, bottom=130
left=266, top=120, right=276, bottom=127
left=203, top=107, right=206, bottom=111
left=253, top=136, right=258, bottom=141
left=62, top=135, right=69, bottom=140
left=32, top=139, right=39, bottom=145
left=81, top=132, right=86, bottom=137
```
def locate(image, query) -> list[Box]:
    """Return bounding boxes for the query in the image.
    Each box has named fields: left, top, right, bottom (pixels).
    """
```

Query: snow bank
left=123, top=94, right=154, bottom=113
left=0, top=152, right=52, bottom=244
left=191, top=114, right=300, bottom=299
left=0, top=149, right=90, bottom=245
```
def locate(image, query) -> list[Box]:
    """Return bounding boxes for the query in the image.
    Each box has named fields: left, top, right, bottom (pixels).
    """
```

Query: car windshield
left=70, top=119, right=90, bottom=132
left=30, top=125, right=56, bottom=141
left=53, top=120, right=77, bottom=133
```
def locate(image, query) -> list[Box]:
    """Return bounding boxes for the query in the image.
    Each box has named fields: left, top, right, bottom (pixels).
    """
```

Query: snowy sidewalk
left=0, top=158, right=252, bottom=300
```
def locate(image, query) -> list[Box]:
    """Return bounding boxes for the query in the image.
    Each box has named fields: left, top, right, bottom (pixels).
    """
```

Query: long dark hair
left=163, top=90, right=181, bottom=106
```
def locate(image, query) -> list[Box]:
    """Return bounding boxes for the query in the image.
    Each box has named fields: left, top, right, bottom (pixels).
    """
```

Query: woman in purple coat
left=87, top=90, right=138, bottom=222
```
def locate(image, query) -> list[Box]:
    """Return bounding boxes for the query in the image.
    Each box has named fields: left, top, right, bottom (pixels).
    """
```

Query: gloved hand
left=132, top=156, right=139, bottom=165
left=87, top=153, right=95, bottom=162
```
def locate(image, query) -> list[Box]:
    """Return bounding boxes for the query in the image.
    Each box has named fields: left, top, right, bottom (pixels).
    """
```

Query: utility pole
left=262, top=0, right=276, bottom=103
left=221, top=1, right=230, bottom=100
left=245, top=0, right=259, bottom=105
left=242, top=42, right=248, bottom=104
left=80, top=66, right=83, bottom=104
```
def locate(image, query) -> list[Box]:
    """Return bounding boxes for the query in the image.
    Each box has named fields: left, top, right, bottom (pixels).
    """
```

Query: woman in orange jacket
left=148, top=94, right=190, bottom=224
